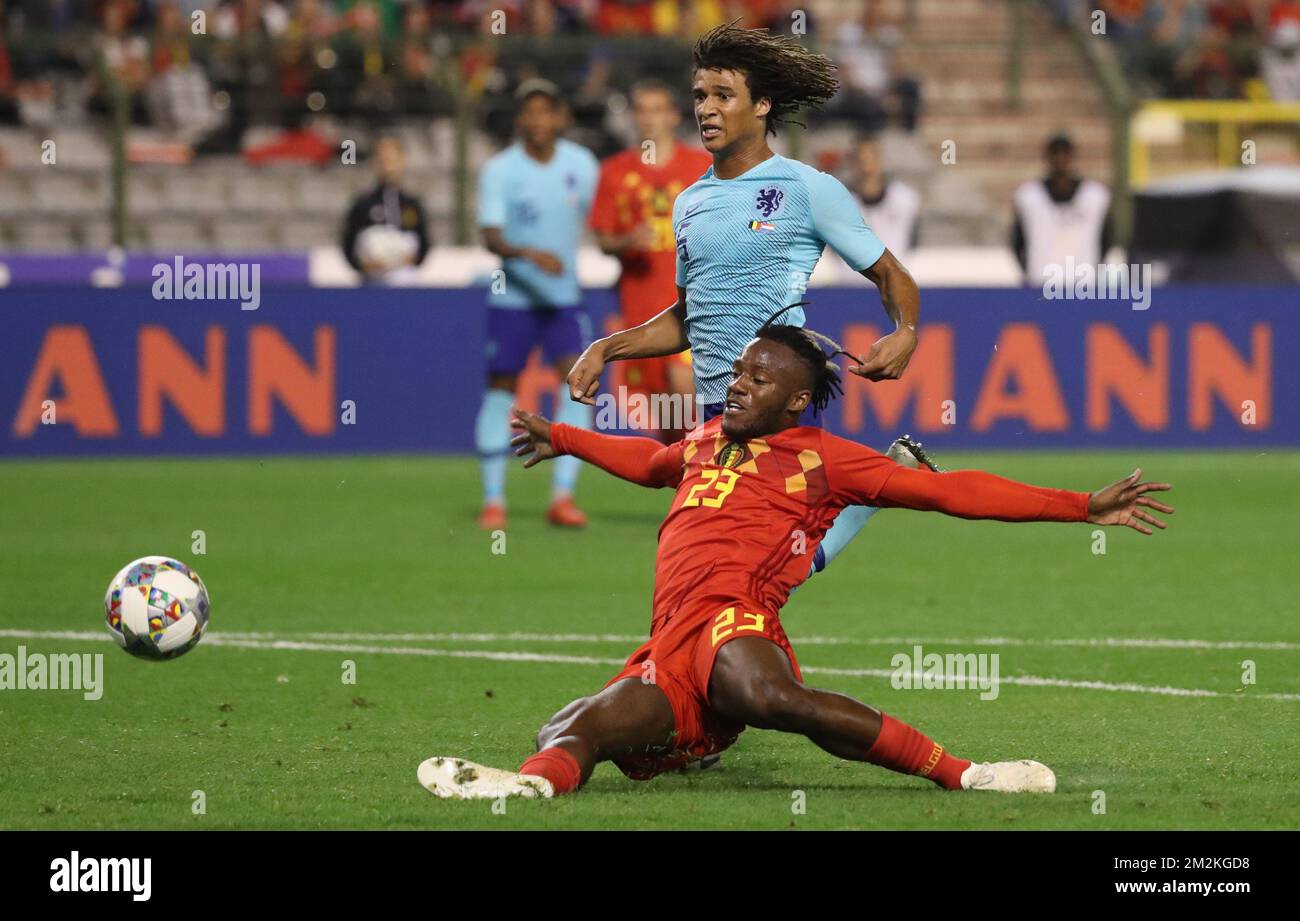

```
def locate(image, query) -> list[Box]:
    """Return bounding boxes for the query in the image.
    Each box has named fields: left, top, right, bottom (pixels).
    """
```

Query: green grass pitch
left=1, top=449, right=1297, bottom=830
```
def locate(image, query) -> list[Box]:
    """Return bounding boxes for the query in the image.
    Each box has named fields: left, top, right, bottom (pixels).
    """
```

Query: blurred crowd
left=1057, top=0, right=1300, bottom=100
left=0, top=0, right=919, bottom=156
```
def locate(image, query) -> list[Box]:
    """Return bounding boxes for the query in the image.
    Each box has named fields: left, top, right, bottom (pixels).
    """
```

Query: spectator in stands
left=1144, top=0, right=1208, bottom=91
left=0, top=4, right=15, bottom=125
left=148, top=1, right=222, bottom=141
left=334, top=0, right=404, bottom=37
left=1174, top=17, right=1245, bottom=97
left=1262, top=18, right=1300, bottom=98
left=847, top=134, right=920, bottom=263
left=593, top=0, right=657, bottom=36
left=1207, top=0, right=1265, bottom=84
left=285, top=0, right=340, bottom=38
left=332, top=0, right=398, bottom=121
left=212, top=0, right=291, bottom=39
left=204, top=0, right=288, bottom=146
left=92, top=0, right=151, bottom=122
left=827, top=1, right=919, bottom=133
left=341, top=134, right=432, bottom=284
left=1012, top=134, right=1114, bottom=287
left=1272, top=0, right=1300, bottom=29
left=398, top=2, right=455, bottom=116
left=0, top=0, right=62, bottom=128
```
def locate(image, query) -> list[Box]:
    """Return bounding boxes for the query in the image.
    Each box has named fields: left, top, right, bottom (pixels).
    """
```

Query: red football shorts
left=603, top=594, right=802, bottom=780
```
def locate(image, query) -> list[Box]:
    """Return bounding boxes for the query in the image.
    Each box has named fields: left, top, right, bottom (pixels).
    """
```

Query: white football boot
left=960, top=759, right=1056, bottom=793
left=886, top=434, right=946, bottom=473
left=417, top=757, right=555, bottom=800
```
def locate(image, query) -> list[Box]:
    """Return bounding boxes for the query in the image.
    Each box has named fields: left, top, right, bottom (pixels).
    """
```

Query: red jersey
left=550, top=418, right=1090, bottom=621
left=589, top=145, right=712, bottom=324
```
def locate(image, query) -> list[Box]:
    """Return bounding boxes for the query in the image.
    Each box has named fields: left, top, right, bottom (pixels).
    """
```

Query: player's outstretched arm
left=869, top=463, right=1173, bottom=533
left=510, top=409, right=683, bottom=488
left=565, top=291, right=689, bottom=405
left=852, top=249, right=920, bottom=382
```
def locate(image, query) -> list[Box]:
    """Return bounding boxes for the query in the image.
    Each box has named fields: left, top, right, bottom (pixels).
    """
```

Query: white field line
left=2, top=629, right=1298, bottom=702
left=11, top=628, right=1296, bottom=652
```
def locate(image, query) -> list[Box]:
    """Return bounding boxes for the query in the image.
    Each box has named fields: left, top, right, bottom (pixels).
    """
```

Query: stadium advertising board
left=3, top=287, right=1293, bottom=455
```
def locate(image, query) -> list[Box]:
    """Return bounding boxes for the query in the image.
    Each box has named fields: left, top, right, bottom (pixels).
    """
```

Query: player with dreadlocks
left=420, top=325, right=1174, bottom=799
left=567, top=21, right=930, bottom=582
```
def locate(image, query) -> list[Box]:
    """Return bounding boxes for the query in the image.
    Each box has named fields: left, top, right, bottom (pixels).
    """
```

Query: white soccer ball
left=356, top=224, right=417, bottom=272
left=104, top=556, right=211, bottom=660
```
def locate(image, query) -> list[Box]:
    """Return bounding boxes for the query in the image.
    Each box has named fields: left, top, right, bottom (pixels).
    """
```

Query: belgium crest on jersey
left=717, top=441, right=746, bottom=469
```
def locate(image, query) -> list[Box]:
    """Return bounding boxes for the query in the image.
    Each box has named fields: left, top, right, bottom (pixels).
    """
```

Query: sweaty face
left=632, top=89, right=680, bottom=149
left=692, top=68, right=769, bottom=156
left=517, top=95, right=563, bottom=149
left=721, top=338, right=813, bottom=440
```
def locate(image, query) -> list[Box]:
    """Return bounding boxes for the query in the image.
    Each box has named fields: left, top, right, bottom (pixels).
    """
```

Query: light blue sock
left=551, top=384, right=592, bottom=499
left=809, top=504, right=881, bottom=578
left=475, top=388, right=514, bottom=504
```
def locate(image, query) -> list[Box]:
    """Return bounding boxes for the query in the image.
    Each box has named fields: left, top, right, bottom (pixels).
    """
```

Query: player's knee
left=731, top=678, right=815, bottom=732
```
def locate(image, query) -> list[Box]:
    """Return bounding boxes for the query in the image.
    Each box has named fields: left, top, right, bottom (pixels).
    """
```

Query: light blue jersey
left=478, top=139, right=599, bottom=309
left=673, top=154, right=887, bottom=404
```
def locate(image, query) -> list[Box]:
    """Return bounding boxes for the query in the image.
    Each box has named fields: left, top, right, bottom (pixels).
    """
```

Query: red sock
left=518, top=747, right=583, bottom=796
left=865, top=714, right=971, bottom=790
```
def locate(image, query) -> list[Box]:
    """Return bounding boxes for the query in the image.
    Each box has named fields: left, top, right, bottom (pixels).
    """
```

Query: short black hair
left=754, top=305, right=848, bottom=416
left=515, top=78, right=563, bottom=108
left=691, top=22, right=839, bottom=136
left=1046, top=133, right=1075, bottom=155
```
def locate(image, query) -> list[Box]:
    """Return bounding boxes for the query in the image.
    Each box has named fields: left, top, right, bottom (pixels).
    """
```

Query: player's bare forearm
left=601, top=299, right=689, bottom=361
left=482, top=227, right=560, bottom=274
left=481, top=227, right=525, bottom=260
left=595, top=227, right=652, bottom=257
left=567, top=294, right=688, bottom=404
left=854, top=250, right=920, bottom=381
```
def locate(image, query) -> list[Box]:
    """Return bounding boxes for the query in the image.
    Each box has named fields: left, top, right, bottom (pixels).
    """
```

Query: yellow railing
left=1130, top=100, right=1300, bottom=187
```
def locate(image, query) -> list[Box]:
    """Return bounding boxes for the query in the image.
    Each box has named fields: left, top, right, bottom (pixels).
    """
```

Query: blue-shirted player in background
left=567, top=23, right=933, bottom=578
left=477, top=78, right=600, bottom=530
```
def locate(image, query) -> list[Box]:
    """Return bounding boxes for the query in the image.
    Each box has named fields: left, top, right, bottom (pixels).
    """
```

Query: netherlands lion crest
left=755, top=187, right=784, bottom=218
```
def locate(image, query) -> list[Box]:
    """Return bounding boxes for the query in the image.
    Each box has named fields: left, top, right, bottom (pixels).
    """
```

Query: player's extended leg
left=529, top=676, right=675, bottom=785
left=418, top=678, right=675, bottom=799
left=476, top=371, right=517, bottom=530
left=546, top=353, right=592, bottom=527
left=708, top=636, right=1055, bottom=793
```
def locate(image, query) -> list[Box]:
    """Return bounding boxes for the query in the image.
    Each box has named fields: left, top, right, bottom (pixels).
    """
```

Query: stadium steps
left=899, top=0, right=1112, bottom=245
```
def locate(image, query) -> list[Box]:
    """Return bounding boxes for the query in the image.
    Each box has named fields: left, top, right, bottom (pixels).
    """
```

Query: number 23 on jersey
left=682, top=467, right=740, bottom=509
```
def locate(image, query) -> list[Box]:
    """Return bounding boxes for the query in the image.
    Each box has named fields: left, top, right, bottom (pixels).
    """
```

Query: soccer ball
left=356, top=224, right=417, bottom=272
left=104, top=556, right=211, bottom=660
